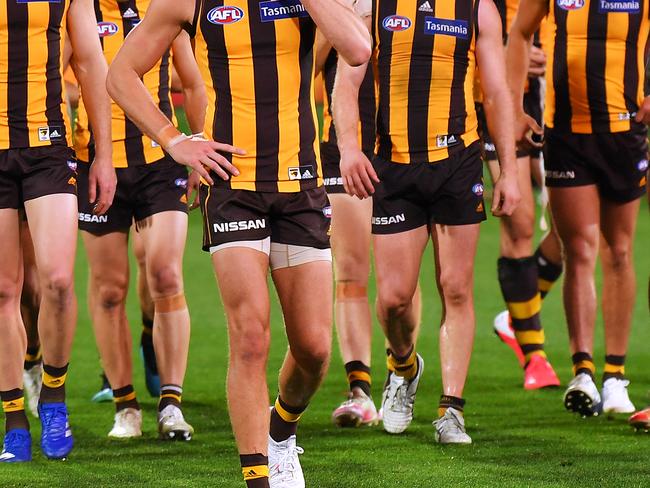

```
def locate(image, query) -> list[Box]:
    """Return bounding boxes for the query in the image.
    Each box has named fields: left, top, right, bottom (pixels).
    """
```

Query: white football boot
left=564, top=373, right=601, bottom=417
left=158, top=405, right=194, bottom=441
left=381, top=354, right=424, bottom=434
left=433, top=407, right=472, bottom=444
left=268, top=435, right=305, bottom=488
left=108, top=408, right=143, bottom=439
left=22, top=363, right=42, bottom=418
left=602, top=378, right=635, bottom=414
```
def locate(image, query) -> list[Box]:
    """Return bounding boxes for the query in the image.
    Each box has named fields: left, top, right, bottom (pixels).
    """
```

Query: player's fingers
left=358, top=168, right=375, bottom=195
left=491, top=187, right=502, bottom=214
left=206, top=151, right=240, bottom=177
left=635, top=107, right=646, bottom=123
left=194, top=161, right=214, bottom=186
left=365, top=161, right=380, bottom=183
left=342, top=175, right=354, bottom=196
left=88, top=175, right=97, bottom=204
left=209, top=141, right=246, bottom=156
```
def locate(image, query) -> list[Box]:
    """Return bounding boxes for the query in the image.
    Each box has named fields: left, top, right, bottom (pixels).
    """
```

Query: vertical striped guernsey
left=191, top=0, right=320, bottom=192
left=74, top=0, right=174, bottom=166
left=0, top=0, right=72, bottom=150
left=546, top=0, right=650, bottom=133
left=373, top=0, right=480, bottom=164
left=321, top=49, right=376, bottom=159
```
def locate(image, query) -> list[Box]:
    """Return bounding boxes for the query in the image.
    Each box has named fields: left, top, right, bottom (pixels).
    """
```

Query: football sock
left=240, top=453, right=269, bottom=488
left=386, top=346, right=418, bottom=380
left=24, top=346, right=42, bottom=371
left=159, top=384, right=182, bottom=411
left=535, top=248, right=563, bottom=300
left=141, top=317, right=158, bottom=375
left=344, top=361, right=371, bottom=397
left=270, top=396, right=306, bottom=443
left=572, top=352, right=595, bottom=378
left=113, top=384, right=140, bottom=412
left=40, top=363, right=68, bottom=403
left=1, top=389, right=29, bottom=431
left=603, top=354, right=626, bottom=382
left=498, top=256, right=546, bottom=364
left=438, top=395, right=465, bottom=418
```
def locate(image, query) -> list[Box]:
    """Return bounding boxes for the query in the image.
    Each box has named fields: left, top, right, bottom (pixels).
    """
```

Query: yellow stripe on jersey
left=74, top=0, right=175, bottom=167
left=192, top=0, right=321, bottom=193
left=373, top=0, right=479, bottom=164
left=0, top=0, right=71, bottom=150
left=545, top=0, right=650, bottom=133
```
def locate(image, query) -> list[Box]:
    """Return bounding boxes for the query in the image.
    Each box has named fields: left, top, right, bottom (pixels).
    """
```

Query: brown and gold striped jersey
left=373, top=0, right=479, bottom=164
left=0, top=0, right=72, bottom=150
left=321, top=49, right=376, bottom=160
left=75, top=0, right=174, bottom=166
left=546, top=0, right=650, bottom=133
left=190, top=0, right=320, bottom=192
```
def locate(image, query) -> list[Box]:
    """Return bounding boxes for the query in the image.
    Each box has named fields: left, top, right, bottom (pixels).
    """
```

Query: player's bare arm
left=477, top=0, right=521, bottom=217
left=302, top=0, right=371, bottom=67
left=171, top=32, right=207, bottom=135
left=107, top=0, right=244, bottom=185
left=314, top=30, right=333, bottom=77
left=67, top=0, right=116, bottom=215
left=635, top=32, right=650, bottom=124
left=506, top=0, right=548, bottom=145
left=332, top=15, right=377, bottom=200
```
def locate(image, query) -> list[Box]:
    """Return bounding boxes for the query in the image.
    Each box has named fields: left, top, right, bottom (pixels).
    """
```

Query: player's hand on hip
left=527, top=45, right=546, bottom=78
left=491, top=170, right=521, bottom=217
left=88, top=155, right=117, bottom=215
left=634, top=96, right=650, bottom=124
left=515, top=109, right=543, bottom=150
left=167, top=138, right=245, bottom=186
left=186, top=170, right=201, bottom=211
left=340, top=148, right=379, bottom=199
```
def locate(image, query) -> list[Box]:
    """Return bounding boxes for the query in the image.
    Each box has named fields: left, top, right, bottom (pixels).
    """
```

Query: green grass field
left=1, top=111, right=649, bottom=486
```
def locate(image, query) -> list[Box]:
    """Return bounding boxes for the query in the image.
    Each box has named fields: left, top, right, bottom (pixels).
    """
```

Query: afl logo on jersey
left=556, top=0, right=584, bottom=10
left=207, top=6, right=245, bottom=24
left=382, top=15, right=412, bottom=32
left=97, top=22, right=119, bottom=37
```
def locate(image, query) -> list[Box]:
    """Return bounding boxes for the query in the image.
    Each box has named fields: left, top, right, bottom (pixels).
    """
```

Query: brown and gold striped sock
left=240, top=453, right=269, bottom=488
left=386, top=346, right=418, bottom=381
left=535, top=248, right=563, bottom=300
left=40, top=363, right=68, bottom=403
left=159, top=384, right=182, bottom=411
left=270, top=396, right=306, bottom=443
left=24, top=346, right=42, bottom=371
left=1, top=389, right=29, bottom=431
left=572, top=352, right=595, bottom=379
left=603, top=354, right=626, bottom=383
left=438, top=395, right=465, bottom=418
left=344, top=361, right=371, bottom=397
left=113, top=384, right=140, bottom=412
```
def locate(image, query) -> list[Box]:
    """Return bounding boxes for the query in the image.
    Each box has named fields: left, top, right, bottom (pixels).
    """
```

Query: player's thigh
left=0, top=209, right=23, bottom=305
left=432, top=223, right=480, bottom=299
left=599, top=197, right=641, bottom=261
left=548, top=186, right=600, bottom=257
left=500, top=156, right=536, bottom=254
left=81, top=230, right=130, bottom=293
left=329, top=192, right=372, bottom=282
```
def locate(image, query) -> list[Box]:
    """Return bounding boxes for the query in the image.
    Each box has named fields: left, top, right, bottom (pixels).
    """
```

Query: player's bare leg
left=137, top=211, right=191, bottom=440
left=598, top=197, right=640, bottom=414
left=328, top=194, right=377, bottom=427
left=373, top=226, right=428, bottom=434
left=132, top=227, right=159, bottom=397
left=212, top=247, right=271, bottom=455
left=20, top=222, right=42, bottom=417
left=494, top=156, right=559, bottom=388
left=550, top=185, right=601, bottom=416
left=0, top=209, right=31, bottom=462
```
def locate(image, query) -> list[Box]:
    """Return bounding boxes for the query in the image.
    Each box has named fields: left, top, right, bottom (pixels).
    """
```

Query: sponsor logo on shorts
left=556, top=0, right=584, bottom=10
left=68, top=177, right=76, bottom=187
left=546, top=170, right=576, bottom=179
left=324, top=177, right=343, bottom=187
left=97, top=22, right=119, bottom=37
left=322, top=206, right=332, bottom=218
left=213, top=219, right=266, bottom=233
left=382, top=15, right=412, bottom=32
left=424, top=17, right=469, bottom=39
left=288, top=165, right=316, bottom=180
left=436, top=134, right=459, bottom=148
left=38, top=126, right=62, bottom=142
left=598, top=0, right=640, bottom=12
left=259, top=0, right=309, bottom=22
left=175, top=178, right=188, bottom=189
left=207, top=5, right=245, bottom=24
left=638, top=159, right=648, bottom=172
left=372, top=214, right=406, bottom=225
left=483, top=142, right=496, bottom=153
left=67, top=160, right=77, bottom=171
left=472, top=183, right=484, bottom=196
left=79, top=213, right=108, bottom=223
left=476, top=201, right=484, bottom=213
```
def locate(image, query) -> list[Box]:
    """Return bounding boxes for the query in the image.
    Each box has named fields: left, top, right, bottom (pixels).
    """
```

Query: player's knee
left=564, top=237, right=598, bottom=266
left=149, top=265, right=182, bottom=297
left=229, top=318, right=270, bottom=366
left=97, top=282, right=128, bottom=310
left=0, top=280, right=20, bottom=311
left=603, top=243, right=633, bottom=271
left=439, top=272, right=472, bottom=307
left=377, top=287, right=413, bottom=319
left=40, top=270, right=74, bottom=308
left=293, top=340, right=331, bottom=377
left=335, top=253, right=369, bottom=281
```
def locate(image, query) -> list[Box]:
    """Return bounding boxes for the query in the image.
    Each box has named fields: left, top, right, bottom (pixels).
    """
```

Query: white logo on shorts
left=372, top=214, right=406, bottom=225
left=213, top=219, right=266, bottom=233
left=638, top=159, right=648, bottom=172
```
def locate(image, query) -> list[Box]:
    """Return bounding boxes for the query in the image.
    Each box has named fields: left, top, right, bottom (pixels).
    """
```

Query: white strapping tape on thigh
left=209, top=237, right=271, bottom=255
left=269, top=242, right=332, bottom=271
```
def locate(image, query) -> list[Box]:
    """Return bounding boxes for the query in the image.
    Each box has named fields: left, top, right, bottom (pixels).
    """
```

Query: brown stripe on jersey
left=447, top=0, right=473, bottom=148
left=7, top=0, right=29, bottom=148
left=203, top=1, right=233, bottom=163
left=359, top=65, right=376, bottom=155
left=375, top=0, right=397, bottom=162
left=297, top=17, right=318, bottom=190
left=623, top=11, right=642, bottom=119
left=585, top=0, right=608, bottom=133
left=119, top=1, right=146, bottom=162
left=407, top=1, right=433, bottom=163
left=45, top=0, right=67, bottom=143
left=551, top=6, right=571, bottom=131
left=322, top=51, right=337, bottom=146
left=249, top=0, right=280, bottom=192
left=158, top=52, right=173, bottom=119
